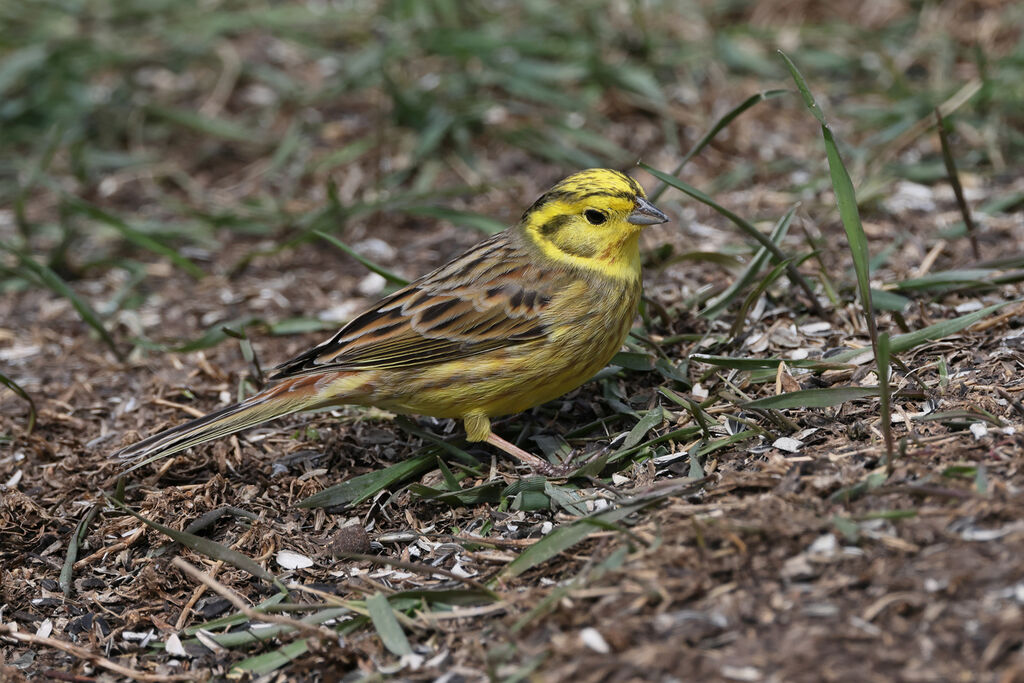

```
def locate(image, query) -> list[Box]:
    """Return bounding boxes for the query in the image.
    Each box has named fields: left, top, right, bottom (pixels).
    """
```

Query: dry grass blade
left=171, top=557, right=335, bottom=641
left=934, top=108, right=981, bottom=260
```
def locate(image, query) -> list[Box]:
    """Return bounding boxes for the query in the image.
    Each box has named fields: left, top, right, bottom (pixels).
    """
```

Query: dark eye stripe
left=539, top=214, right=572, bottom=236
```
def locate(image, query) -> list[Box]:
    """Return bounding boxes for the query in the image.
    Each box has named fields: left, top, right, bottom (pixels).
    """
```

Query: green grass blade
left=640, top=163, right=819, bottom=310
left=410, top=479, right=504, bottom=506
left=314, top=230, right=409, bottom=286
left=297, top=452, right=436, bottom=508
left=877, top=332, right=894, bottom=472
left=59, top=504, right=101, bottom=597
left=499, top=478, right=707, bottom=579
left=499, top=502, right=639, bottom=579
left=779, top=49, right=901, bottom=466
left=828, top=301, right=1013, bottom=362
left=2, top=243, right=121, bottom=358
left=366, top=592, right=412, bottom=656
left=0, top=372, right=37, bottom=433
left=63, top=198, right=205, bottom=279
left=702, top=205, right=797, bottom=318
left=894, top=268, right=1024, bottom=291
left=610, top=351, right=656, bottom=371
left=145, top=104, right=270, bottom=144
left=744, top=387, right=880, bottom=410
left=695, top=429, right=759, bottom=456
left=187, top=607, right=354, bottom=649
left=227, top=617, right=366, bottom=676
left=888, top=302, right=1012, bottom=353
left=727, top=258, right=792, bottom=339
left=183, top=593, right=288, bottom=635
left=778, top=51, right=875, bottom=340
left=398, top=205, right=507, bottom=235
left=231, top=638, right=313, bottom=676
left=622, top=407, right=667, bottom=450
left=871, top=288, right=911, bottom=311
left=168, top=315, right=263, bottom=353
left=649, top=89, right=789, bottom=202
left=112, top=500, right=284, bottom=590
left=690, top=354, right=853, bottom=372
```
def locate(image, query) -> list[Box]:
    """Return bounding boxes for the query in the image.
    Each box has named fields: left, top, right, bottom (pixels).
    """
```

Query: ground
left=2, top=1, right=1024, bottom=681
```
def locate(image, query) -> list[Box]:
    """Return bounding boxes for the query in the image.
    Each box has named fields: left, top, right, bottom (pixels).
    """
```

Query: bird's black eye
left=584, top=209, right=607, bottom=225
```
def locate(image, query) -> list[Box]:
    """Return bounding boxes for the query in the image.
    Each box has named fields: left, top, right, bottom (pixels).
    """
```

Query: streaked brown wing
left=270, top=233, right=555, bottom=378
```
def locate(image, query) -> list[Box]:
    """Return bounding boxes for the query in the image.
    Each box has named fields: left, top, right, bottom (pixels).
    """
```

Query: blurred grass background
left=1, top=0, right=1022, bottom=340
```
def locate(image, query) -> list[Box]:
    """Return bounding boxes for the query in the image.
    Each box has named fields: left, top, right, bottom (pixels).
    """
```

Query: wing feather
left=270, top=233, right=556, bottom=378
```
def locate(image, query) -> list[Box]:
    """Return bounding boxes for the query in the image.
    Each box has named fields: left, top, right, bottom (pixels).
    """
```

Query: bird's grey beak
left=627, top=196, right=669, bottom=225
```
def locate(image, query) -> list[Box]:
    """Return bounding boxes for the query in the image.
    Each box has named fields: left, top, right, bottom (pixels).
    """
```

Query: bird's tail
left=113, top=374, right=329, bottom=474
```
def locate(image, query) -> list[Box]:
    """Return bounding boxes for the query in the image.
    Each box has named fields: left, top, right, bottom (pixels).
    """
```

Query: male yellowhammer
left=115, top=168, right=669, bottom=474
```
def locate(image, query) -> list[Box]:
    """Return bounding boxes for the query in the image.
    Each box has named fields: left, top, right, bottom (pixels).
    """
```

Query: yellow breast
left=364, top=274, right=641, bottom=420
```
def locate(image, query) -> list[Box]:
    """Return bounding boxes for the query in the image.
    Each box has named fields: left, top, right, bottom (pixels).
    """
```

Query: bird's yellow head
left=520, top=168, right=669, bottom=280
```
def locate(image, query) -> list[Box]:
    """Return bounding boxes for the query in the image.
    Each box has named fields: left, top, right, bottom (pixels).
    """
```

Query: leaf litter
left=2, top=2, right=1024, bottom=681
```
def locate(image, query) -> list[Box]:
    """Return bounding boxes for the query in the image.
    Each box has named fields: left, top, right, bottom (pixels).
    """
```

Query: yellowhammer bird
left=115, top=168, right=668, bottom=474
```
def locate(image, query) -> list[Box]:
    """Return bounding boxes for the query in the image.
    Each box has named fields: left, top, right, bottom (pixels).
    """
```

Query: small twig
left=912, top=239, right=947, bottom=279
left=996, top=387, right=1024, bottom=419
left=74, top=525, right=145, bottom=570
left=170, top=557, right=334, bottom=641
left=199, top=42, right=241, bottom=118
left=447, top=534, right=542, bottom=549
left=935, top=108, right=981, bottom=261
left=417, top=603, right=509, bottom=621
left=0, top=623, right=196, bottom=682
left=175, top=559, right=223, bottom=631
left=151, top=397, right=205, bottom=419
left=41, top=671, right=97, bottom=683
